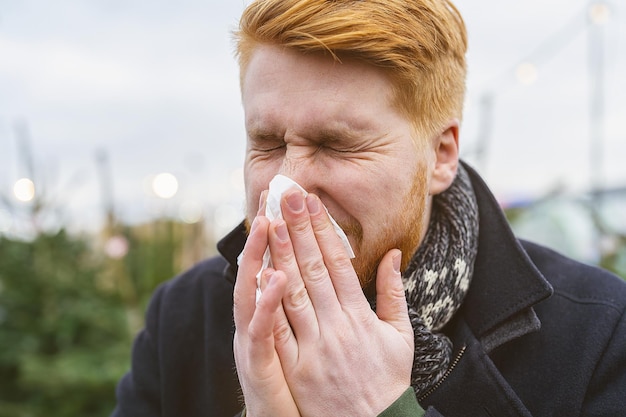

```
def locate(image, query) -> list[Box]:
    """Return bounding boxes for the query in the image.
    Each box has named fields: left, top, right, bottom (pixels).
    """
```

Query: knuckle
left=296, top=363, right=320, bottom=385
left=325, top=248, right=351, bottom=269
left=246, top=323, right=263, bottom=343
left=387, top=285, right=408, bottom=300
left=272, top=246, right=294, bottom=266
left=273, top=319, right=292, bottom=345
left=289, top=217, right=311, bottom=236
left=300, top=258, right=328, bottom=285
left=314, top=216, right=336, bottom=235
left=286, top=284, right=309, bottom=311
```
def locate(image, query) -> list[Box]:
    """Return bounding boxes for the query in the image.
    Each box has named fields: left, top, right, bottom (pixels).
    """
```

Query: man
left=113, top=0, right=626, bottom=416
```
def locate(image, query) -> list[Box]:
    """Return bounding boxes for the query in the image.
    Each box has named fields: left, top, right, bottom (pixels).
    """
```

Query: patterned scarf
left=370, top=164, right=479, bottom=399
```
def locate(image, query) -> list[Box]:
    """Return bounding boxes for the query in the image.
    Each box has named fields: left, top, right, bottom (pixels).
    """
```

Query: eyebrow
left=246, top=125, right=282, bottom=141
left=246, top=119, right=374, bottom=145
left=313, top=120, right=376, bottom=144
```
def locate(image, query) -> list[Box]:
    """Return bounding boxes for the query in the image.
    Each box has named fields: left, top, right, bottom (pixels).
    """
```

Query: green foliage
left=0, top=219, right=212, bottom=417
left=598, top=234, right=626, bottom=280
left=504, top=202, right=626, bottom=280
left=0, top=230, right=129, bottom=417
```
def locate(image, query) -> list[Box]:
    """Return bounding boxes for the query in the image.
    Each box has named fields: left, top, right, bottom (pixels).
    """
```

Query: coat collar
left=217, top=222, right=247, bottom=271
left=460, top=162, right=553, bottom=340
left=217, top=162, right=554, bottom=341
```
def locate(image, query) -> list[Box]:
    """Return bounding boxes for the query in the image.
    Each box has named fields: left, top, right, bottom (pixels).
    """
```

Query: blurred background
left=0, top=0, right=624, bottom=415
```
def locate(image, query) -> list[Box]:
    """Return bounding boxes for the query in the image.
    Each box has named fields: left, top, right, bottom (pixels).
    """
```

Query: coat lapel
left=420, top=163, right=555, bottom=415
left=461, top=163, right=553, bottom=345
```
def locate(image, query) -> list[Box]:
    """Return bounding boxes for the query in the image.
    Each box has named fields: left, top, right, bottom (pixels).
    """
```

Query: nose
left=278, top=146, right=318, bottom=193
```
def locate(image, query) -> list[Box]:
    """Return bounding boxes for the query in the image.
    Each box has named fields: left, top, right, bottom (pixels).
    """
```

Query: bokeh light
left=104, top=235, right=129, bottom=259
left=515, top=62, right=538, bottom=85
left=13, top=178, right=35, bottom=202
left=179, top=200, right=203, bottom=224
left=214, top=202, right=244, bottom=238
left=152, top=173, right=178, bottom=199
left=589, top=3, right=610, bottom=25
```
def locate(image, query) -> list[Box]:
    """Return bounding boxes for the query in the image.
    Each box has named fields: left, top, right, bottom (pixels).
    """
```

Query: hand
left=267, top=189, right=414, bottom=416
left=233, top=212, right=301, bottom=417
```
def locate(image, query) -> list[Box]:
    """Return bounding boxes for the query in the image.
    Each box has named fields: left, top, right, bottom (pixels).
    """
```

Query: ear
left=429, top=120, right=460, bottom=195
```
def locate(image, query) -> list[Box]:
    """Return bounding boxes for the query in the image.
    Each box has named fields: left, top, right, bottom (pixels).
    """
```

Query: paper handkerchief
left=256, top=174, right=355, bottom=301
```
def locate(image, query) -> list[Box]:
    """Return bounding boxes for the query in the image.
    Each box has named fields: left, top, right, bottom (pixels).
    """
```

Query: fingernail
left=250, top=217, right=259, bottom=233
left=285, top=191, right=304, bottom=212
left=393, top=251, right=402, bottom=274
left=275, top=221, right=289, bottom=242
left=258, top=191, right=267, bottom=215
left=306, top=194, right=320, bottom=215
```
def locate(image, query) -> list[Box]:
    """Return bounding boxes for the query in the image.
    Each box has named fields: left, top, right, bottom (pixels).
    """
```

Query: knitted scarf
left=370, top=164, right=479, bottom=399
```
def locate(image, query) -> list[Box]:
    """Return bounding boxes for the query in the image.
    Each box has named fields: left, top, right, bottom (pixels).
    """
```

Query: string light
left=104, top=235, right=129, bottom=259
left=13, top=178, right=35, bottom=202
left=152, top=173, right=178, bottom=199
left=515, top=62, right=539, bottom=85
left=589, top=3, right=610, bottom=25
left=179, top=200, right=203, bottom=224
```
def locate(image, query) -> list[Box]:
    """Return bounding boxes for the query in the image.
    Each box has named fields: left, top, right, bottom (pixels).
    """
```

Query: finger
left=233, top=216, right=270, bottom=327
left=240, top=270, right=302, bottom=417
left=279, top=189, right=341, bottom=314
left=259, top=269, right=299, bottom=368
left=306, top=193, right=365, bottom=309
left=247, top=270, right=288, bottom=358
left=268, top=218, right=320, bottom=341
left=375, top=249, right=413, bottom=341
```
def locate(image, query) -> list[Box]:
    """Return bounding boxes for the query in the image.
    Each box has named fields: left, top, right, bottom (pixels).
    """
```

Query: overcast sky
left=1, top=0, right=624, bottom=237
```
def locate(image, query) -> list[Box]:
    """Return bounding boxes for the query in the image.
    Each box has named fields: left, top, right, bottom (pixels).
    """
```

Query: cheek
left=244, top=178, right=263, bottom=220
left=328, top=163, right=400, bottom=216
left=244, top=159, right=280, bottom=219
left=358, top=165, right=422, bottom=229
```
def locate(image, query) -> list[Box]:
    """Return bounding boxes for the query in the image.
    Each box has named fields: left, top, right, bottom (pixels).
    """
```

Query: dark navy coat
left=112, top=165, right=626, bottom=416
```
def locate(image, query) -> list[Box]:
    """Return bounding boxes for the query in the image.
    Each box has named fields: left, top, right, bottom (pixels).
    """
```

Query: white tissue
left=255, top=174, right=355, bottom=301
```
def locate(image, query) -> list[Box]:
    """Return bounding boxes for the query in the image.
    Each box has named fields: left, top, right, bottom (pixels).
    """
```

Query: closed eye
left=248, top=132, right=285, bottom=152
left=261, top=144, right=285, bottom=152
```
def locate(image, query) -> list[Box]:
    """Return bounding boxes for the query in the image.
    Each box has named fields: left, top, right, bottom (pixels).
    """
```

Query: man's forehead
left=241, top=44, right=393, bottom=96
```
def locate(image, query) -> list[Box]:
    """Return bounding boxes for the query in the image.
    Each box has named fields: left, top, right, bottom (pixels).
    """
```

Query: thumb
left=375, top=249, right=413, bottom=338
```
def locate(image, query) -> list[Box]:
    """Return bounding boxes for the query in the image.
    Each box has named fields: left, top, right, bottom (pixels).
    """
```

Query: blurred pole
left=13, top=120, right=35, bottom=182
left=473, top=93, right=495, bottom=175
left=95, top=149, right=116, bottom=233
left=13, top=120, right=43, bottom=232
left=588, top=2, right=608, bottom=196
left=588, top=2, right=610, bottom=256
